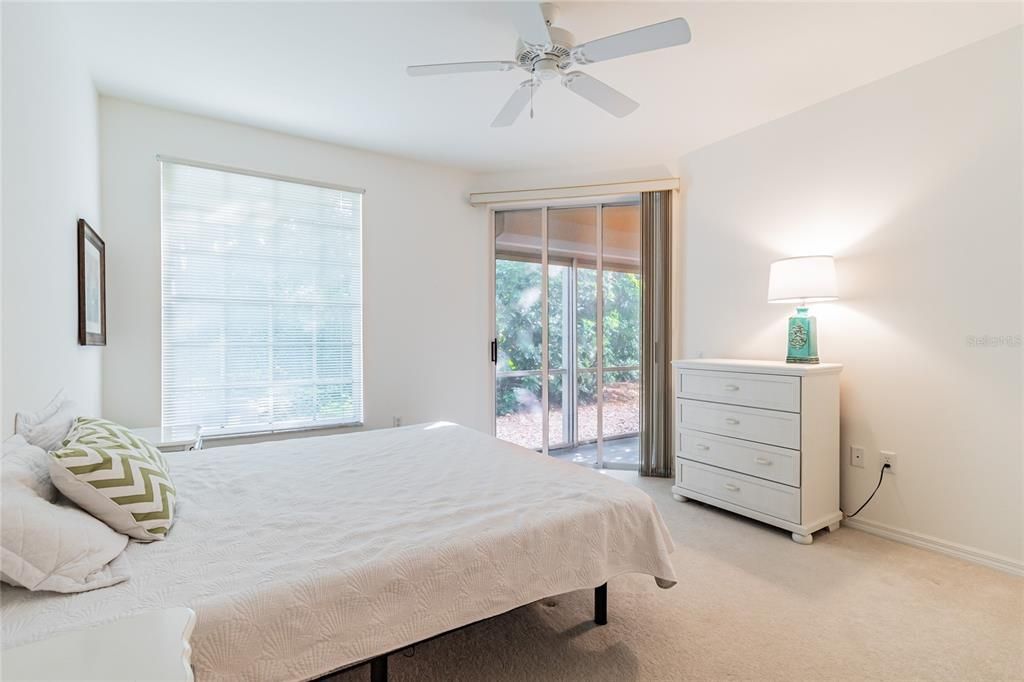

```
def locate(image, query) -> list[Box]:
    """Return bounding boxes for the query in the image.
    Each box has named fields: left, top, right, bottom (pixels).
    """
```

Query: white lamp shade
left=767, top=255, right=838, bottom=303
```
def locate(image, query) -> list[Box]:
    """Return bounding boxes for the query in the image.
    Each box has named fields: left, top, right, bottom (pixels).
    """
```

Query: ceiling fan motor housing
left=515, top=26, right=575, bottom=72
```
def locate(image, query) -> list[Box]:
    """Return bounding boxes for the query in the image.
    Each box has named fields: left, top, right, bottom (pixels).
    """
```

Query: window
left=160, top=160, right=363, bottom=436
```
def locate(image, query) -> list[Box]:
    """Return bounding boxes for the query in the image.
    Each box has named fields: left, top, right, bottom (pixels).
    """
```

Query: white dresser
left=671, top=359, right=842, bottom=544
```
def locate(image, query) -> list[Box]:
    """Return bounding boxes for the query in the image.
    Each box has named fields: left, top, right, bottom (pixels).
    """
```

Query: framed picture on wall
left=77, top=219, right=106, bottom=346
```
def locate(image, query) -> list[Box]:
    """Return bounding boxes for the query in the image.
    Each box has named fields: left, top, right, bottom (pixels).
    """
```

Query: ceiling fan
left=406, top=3, right=692, bottom=127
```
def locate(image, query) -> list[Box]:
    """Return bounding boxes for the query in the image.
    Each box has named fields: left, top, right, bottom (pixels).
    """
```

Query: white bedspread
left=1, top=423, right=676, bottom=681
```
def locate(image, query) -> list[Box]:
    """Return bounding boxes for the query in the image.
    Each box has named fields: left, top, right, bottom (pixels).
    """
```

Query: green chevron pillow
left=49, top=418, right=176, bottom=541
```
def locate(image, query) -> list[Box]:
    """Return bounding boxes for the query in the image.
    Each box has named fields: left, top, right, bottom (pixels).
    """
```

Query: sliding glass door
left=493, top=209, right=544, bottom=450
left=493, top=200, right=640, bottom=468
left=599, top=204, right=642, bottom=465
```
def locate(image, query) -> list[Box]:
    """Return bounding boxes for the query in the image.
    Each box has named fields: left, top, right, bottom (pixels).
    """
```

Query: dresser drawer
left=677, top=369, right=800, bottom=413
left=677, top=460, right=801, bottom=523
left=678, top=399, right=800, bottom=450
left=678, top=429, right=800, bottom=487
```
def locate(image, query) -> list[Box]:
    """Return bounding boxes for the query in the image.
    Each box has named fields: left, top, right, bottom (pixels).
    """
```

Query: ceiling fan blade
left=492, top=81, right=537, bottom=127
left=407, top=61, right=517, bottom=77
left=573, top=17, right=691, bottom=64
left=510, top=3, right=552, bottom=46
left=562, top=72, right=638, bottom=118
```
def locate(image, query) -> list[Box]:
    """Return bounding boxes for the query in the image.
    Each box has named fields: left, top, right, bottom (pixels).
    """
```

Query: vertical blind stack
left=639, top=190, right=673, bottom=477
left=160, top=160, right=363, bottom=436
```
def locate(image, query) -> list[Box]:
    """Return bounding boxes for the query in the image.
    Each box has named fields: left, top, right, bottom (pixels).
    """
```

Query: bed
left=1, top=422, right=677, bottom=681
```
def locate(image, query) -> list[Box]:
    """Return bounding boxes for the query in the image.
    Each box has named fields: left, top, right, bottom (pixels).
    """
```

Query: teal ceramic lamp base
left=786, top=306, right=819, bottom=364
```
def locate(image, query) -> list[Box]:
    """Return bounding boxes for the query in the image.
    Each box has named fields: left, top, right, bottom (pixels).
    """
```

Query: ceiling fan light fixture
left=533, top=58, right=561, bottom=80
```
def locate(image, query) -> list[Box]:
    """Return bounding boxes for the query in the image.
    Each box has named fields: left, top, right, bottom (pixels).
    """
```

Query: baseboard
left=842, top=517, right=1023, bottom=577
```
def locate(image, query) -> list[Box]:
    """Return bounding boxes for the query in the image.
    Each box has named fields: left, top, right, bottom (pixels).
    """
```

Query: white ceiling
left=61, top=2, right=1022, bottom=173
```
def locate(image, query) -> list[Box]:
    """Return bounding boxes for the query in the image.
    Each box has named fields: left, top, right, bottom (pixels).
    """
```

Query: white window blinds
left=160, top=160, right=363, bottom=436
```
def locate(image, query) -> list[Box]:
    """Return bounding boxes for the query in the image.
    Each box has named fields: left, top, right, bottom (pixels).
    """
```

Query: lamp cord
left=842, top=464, right=890, bottom=518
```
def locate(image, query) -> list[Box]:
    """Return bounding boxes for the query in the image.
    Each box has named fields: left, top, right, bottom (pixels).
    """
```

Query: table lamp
left=767, top=255, right=838, bottom=363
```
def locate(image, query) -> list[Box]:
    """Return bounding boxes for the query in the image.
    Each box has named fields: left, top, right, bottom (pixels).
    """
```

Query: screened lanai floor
left=551, top=436, right=639, bottom=469
left=495, top=381, right=641, bottom=469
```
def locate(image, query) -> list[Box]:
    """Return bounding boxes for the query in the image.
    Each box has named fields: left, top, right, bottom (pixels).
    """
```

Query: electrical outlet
left=850, top=445, right=865, bottom=468
left=881, top=450, right=897, bottom=473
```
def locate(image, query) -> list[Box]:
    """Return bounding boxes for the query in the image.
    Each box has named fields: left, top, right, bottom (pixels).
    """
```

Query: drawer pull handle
left=723, top=384, right=740, bottom=391
left=755, top=457, right=772, bottom=465
left=725, top=417, right=741, bottom=425
left=724, top=483, right=741, bottom=492
left=695, top=444, right=710, bottom=451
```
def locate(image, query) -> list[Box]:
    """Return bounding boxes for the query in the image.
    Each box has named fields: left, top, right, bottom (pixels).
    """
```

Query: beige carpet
left=333, top=472, right=1023, bottom=681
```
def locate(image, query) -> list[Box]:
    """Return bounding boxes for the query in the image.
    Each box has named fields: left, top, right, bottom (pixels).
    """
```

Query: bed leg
left=370, top=654, right=388, bottom=682
left=595, top=583, right=608, bottom=625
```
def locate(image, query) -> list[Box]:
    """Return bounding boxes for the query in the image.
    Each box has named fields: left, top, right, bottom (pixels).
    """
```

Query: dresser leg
left=672, top=493, right=689, bottom=503
left=791, top=532, right=813, bottom=545
left=828, top=521, right=841, bottom=533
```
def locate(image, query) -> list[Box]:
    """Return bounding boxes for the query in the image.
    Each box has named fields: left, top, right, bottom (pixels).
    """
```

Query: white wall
left=99, top=98, right=491, bottom=436
left=1, top=5, right=103, bottom=435
left=678, top=28, right=1022, bottom=566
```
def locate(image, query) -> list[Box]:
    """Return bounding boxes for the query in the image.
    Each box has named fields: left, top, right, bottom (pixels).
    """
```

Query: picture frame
left=77, top=218, right=106, bottom=346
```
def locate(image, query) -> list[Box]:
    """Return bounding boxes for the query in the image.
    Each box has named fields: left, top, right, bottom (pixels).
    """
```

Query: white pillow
left=15, top=389, right=79, bottom=452
left=1, top=436, right=130, bottom=593
left=1, top=434, right=56, bottom=500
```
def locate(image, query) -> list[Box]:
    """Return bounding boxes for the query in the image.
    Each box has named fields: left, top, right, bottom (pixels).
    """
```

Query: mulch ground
left=496, top=381, right=639, bottom=449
